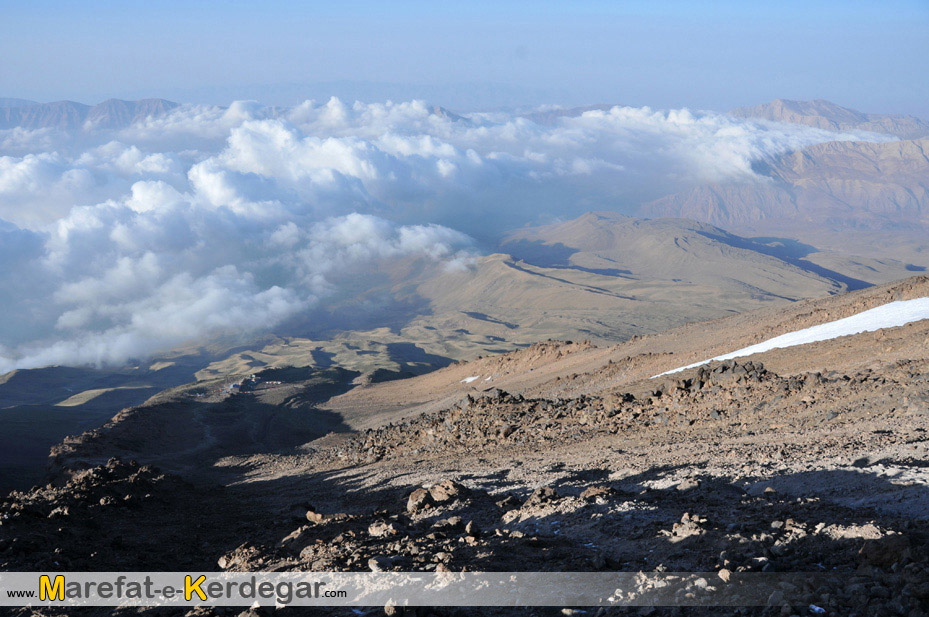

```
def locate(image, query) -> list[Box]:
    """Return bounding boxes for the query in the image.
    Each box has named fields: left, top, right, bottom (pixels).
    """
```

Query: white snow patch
left=460, top=376, right=480, bottom=383
left=655, top=297, right=929, bottom=377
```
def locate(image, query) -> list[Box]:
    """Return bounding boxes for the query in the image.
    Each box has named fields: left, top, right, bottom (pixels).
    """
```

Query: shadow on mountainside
left=385, top=343, right=456, bottom=371
left=45, top=398, right=353, bottom=480
left=0, top=356, right=215, bottom=495
left=286, top=288, right=437, bottom=339
left=43, top=369, right=362, bottom=484
left=501, top=239, right=636, bottom=278
left=698, top=231, right=873, bottom=291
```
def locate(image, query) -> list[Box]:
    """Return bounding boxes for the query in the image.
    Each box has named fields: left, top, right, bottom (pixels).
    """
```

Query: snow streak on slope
left=656, top=297, right=929, bottom=377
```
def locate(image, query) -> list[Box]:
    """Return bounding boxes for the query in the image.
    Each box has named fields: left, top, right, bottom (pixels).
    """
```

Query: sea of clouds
left=0, top=98, right=893, bottom=371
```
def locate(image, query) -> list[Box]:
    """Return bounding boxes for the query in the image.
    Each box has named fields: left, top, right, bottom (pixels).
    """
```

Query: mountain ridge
left=641, top=138, right=929, bottom=237
left=730, top=98, right=929, bottom=139
left=0, top=98, right=179, bottom=130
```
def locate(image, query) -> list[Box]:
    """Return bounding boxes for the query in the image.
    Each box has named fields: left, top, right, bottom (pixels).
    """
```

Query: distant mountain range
left=641, top=138, right=929, bottom=232
left=730, top=98, right=929, bottom=140
left=639, top=100, right=929, bottom=242
left=3, top=95, right=926, bottom=140
left=0, top=98, right=178, bottom=130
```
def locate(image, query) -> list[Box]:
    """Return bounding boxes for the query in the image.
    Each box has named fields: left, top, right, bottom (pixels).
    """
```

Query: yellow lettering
left=40, top=575, right=65, bottom=601
left=185, top=575, right=207, bottom=601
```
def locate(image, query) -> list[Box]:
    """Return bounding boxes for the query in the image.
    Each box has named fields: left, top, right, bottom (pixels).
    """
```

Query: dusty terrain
left=3, top=277, right=929, bottom=616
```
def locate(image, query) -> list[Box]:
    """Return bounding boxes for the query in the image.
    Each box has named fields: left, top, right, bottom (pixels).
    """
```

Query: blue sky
left=1, top=0, right=928, bottom=115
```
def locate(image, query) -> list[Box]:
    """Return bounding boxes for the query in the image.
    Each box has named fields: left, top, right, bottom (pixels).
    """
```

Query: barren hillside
left=5, top=277, right=929, bottom=616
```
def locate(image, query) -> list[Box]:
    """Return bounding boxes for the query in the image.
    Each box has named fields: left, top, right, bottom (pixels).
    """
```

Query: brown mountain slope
left=13, top=278, right=929, bottom=617
left=49, top=275, right=929, bottom=473
left=195, top=212, right=881, bottom=383
left=312, top=275, right=929, bottom=428
left=415, top=213, right=879, bottom=338
left=730, top=98, right=929, bottom=139
left=640, top=139, right=929, bottom=252
left=501, top=212, right=851, bottom=290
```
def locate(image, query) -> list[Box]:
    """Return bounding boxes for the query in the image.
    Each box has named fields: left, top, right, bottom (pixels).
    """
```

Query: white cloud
left=0, top=98, right=895, bottom=370
left=76, top=141, right=181, bottom=176
left=0, top=204, right=472, bottom=372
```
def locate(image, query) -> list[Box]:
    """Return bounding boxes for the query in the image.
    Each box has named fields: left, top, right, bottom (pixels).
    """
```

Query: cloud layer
left=0, top=98, right=893, bottom=371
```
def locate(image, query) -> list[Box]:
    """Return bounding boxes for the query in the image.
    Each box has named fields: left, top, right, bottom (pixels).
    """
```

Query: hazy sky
left=2, top=0, right=928, bottom=115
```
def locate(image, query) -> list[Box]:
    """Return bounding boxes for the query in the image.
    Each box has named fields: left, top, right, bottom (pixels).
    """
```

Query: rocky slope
left=4, top=278, right=929, bottom=616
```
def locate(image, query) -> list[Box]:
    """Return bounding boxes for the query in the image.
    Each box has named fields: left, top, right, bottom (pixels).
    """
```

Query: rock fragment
left=407, top=488, right=433, bottom=513
left=429, top=480, right=469, bottom=504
